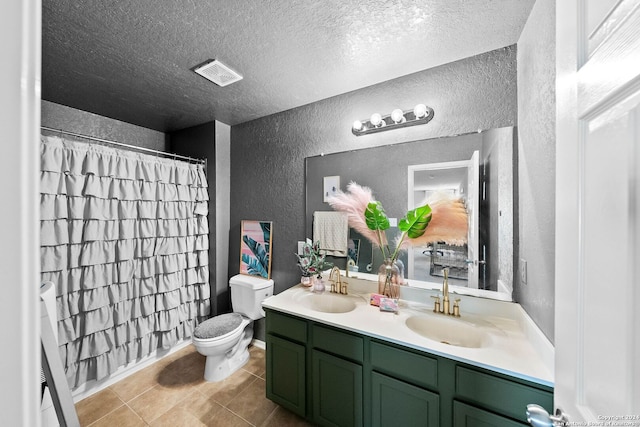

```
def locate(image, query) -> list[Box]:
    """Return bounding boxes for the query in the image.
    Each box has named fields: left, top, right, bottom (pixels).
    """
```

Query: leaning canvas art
left=240, top=220, right=273, bottom=279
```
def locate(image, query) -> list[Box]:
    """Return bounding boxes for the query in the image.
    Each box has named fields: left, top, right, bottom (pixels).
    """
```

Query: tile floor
left=75, top=344, right=314, bottom=427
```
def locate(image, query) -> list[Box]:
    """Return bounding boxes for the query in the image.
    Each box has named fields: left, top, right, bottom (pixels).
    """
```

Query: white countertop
left=262, top=276, right=554, bottom=388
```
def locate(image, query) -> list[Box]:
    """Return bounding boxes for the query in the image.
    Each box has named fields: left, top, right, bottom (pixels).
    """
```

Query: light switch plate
left=297, top=241, right=305, bottom=255
left=520, top=258, right=527, bottom=284
left=389, top=217, right=398, bottom=227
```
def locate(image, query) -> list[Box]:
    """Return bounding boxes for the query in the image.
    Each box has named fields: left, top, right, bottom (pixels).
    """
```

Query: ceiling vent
left=194, top=60, right=243, bottom=87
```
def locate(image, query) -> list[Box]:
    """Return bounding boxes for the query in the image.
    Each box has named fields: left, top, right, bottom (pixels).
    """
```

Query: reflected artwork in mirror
left=305, top=127, right=517, bottom=301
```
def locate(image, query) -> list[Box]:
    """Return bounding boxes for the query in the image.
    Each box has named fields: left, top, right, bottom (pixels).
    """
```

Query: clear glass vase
left=378, top=259, right=402, bottom=299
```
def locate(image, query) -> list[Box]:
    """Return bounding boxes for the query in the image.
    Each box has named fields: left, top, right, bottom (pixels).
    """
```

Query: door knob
left=526, top=404, right=569, bottom=427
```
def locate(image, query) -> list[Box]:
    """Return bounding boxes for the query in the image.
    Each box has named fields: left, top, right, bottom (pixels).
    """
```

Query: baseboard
left=497, top=279, right=512, bottom=295
left=251, top=338, right=265, bottom=350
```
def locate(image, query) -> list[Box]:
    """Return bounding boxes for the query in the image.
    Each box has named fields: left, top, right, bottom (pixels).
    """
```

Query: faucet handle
left=431, top=295, right=441, bottom=313
left=340, top=281, right=348, bottom=295
left=452, top=298, right=461, bottom=317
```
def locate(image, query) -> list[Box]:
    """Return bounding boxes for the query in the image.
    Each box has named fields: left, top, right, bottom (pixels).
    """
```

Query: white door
left=555, top=0, right=640, bottom=423
left=466, top=151, right=480, bottom=289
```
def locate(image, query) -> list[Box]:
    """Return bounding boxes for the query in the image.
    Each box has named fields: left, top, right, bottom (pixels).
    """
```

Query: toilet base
left=202, top=325, right=253, bottom=382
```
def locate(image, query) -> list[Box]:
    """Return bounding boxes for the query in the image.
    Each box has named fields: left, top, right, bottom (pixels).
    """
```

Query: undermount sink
left=296, top=291, right=358, bottom=314
left=405, top=314, right=489, bottom=348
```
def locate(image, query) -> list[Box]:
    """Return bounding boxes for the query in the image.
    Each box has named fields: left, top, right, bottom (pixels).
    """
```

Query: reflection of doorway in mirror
left=407, top=152, right=480, bottom=288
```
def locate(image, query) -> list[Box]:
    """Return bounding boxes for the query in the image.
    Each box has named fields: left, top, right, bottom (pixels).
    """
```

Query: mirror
left=305, top=127, right=516, bottom=300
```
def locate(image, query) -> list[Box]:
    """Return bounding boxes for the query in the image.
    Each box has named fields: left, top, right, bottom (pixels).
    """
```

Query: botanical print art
left=240, top=220, right=273, bottom=279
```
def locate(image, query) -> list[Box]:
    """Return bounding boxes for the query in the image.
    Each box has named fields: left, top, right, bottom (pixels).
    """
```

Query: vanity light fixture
left=351, top=104, right=434, bottom=136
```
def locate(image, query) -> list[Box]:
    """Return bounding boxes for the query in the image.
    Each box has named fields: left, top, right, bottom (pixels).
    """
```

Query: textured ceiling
left=42, top=0, right=535, bottom=132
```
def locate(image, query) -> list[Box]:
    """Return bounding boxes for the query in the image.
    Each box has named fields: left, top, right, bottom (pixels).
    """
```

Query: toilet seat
left=193, top=313, right=247, bottom=343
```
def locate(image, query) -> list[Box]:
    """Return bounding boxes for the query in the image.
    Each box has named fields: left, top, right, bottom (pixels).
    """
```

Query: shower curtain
left=39, top=133, right=211, bottom=388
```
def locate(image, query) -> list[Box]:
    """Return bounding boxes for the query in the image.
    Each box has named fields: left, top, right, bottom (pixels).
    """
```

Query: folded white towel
left=313, top=211, right=349, bottom=257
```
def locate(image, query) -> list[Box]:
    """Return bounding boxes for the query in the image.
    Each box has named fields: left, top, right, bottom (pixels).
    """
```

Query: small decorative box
left=369, top=293, right=384, bottom=307
left=379, top=297, right=398, bottom=313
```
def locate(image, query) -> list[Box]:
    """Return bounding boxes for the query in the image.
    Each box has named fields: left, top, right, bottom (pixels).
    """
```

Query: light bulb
left=413, top=104, right=428, bottom=118
left=390, top=109, right=405, bottom=124
left=352, top=120, right=363, bottom=132
left=370, top=113, right=383, bottom=127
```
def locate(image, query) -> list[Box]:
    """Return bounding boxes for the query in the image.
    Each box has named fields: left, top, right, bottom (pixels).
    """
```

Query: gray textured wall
left=230, top=46, right=518, bottom=316
left=516, top=0, right=556, bottom=342
left=41, top=100, right=167, bottom=150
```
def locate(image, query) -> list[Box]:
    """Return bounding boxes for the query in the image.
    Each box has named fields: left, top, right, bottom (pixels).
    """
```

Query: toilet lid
left=194, top=313, right=244, bottom=339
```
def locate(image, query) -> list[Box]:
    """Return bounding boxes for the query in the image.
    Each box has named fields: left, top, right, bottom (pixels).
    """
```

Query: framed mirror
left=305, top=127, right=516, bottom=300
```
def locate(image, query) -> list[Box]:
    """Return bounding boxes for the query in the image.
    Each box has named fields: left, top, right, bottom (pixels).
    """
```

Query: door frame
left=555, top=0, right=640, bottom=420
left=0, top=0, right=42, bottom=425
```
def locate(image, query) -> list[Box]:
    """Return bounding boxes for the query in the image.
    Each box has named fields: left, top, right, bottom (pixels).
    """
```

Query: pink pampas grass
left=405, top=193, right=468, bottom=247
left=328, top=184, right=468, bottom=259
left=326, top=182, right=387, bottom=248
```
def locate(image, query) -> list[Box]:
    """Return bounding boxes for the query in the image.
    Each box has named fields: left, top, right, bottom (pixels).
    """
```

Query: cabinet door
left=371, top=372, right=439, bottom=427
left=453, top=400, right=526, bottom=427
left=266, top=334, right=306, bottom=417
left=312, top=349, right=363, bottom=427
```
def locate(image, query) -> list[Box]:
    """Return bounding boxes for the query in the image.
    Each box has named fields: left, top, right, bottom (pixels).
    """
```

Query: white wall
left=0, top=0, right=41, bottom=425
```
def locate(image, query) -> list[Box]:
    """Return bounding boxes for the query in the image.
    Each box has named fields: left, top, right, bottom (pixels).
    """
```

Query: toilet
left=192, top=274, right=274, bottom=382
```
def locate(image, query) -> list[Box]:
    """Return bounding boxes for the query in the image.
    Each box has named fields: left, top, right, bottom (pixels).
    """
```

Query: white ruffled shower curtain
left=39, top=133, right=211, bottom=388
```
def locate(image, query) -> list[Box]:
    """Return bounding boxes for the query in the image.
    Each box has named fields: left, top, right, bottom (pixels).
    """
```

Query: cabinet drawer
left=312, top=324, right=363, bottom=363
left=370, top=341, right=438, bottom=389
left=453, top=400, right=526, bottom=426
left=455, top=366, right=553, bottom=423
left=265, top=310, right=307, bottom=343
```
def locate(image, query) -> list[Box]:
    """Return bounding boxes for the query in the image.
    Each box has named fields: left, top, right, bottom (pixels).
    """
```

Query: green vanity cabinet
left=265, top=311, right=307, bottom=417
left=312, top=349, right=363, bottom=426
left=265, top=308, right=553, bottom=427
left=370, top=340, right=441, bottom=426
left=265, top=310, right=365, bottom=425
left=371, top=372, right=440, bottom=426
left=453, top=365, right=554, bottom=426
left=311, top=323, right=364, bottom=426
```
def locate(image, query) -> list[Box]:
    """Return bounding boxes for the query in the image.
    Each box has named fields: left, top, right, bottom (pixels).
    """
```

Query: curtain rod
left=41, top=126, right=206, bottom=165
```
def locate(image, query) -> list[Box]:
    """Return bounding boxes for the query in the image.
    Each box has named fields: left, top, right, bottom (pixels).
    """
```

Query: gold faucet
left=431, top=268, right=460, bottom=317
left=329, top=266, right=348, bottom=294
left=346, top=259, right=356, bottom=277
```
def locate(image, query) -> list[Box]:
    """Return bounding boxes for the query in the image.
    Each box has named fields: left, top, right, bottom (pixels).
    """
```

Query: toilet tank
left=229, top=274, right=274, bottom=320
